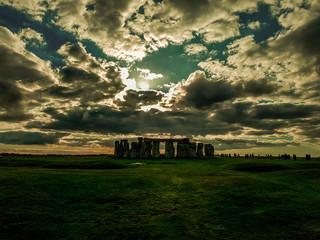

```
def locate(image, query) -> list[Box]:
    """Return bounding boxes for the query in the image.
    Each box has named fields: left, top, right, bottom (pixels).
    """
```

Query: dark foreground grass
left=0, top=156, right=320, bottom=240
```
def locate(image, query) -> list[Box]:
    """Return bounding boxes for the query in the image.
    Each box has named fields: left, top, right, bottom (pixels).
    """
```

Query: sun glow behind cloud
left=139, top=82, right=150, bottom=90
left=0, top=0, right=319, bottom=156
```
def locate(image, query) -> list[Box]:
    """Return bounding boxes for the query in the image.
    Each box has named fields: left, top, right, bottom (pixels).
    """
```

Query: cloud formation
left=0, top=0, right=319, bottom=155
left=0, top=131, right=67, bottom=145
left=166, top=71, right=278, bottom=109
left=0, top=26, right=55, bottom=121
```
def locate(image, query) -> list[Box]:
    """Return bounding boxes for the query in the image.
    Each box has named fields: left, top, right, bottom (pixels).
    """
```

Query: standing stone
left=140, top=142, right=148, bottom=158
left=210, top=145, right=214, bottom=157
left=118, top=141, right=124, bottom=157
left=177, top=142, right=187, bottom=158
left=137, top=137, right=143, bottom=157
left=165, top=141, right=175, bottom=158
left=177, top=142, right=181, bottom=158
left=144, top=139, right=152, bottom=158
left=185, top=143, right=189, bottom=158
left=306, top=154, right=311, bottom=160
left=204, top=144, right=211, bottom=157
left=197, top=143, right=204, bottom=158
left=205, top=144, right=214, bottom=158
left=152, top=141, right=160, bottom=158
left=188, top=142, right=197, bottom=158
left=121, top=140, right=129, bottom=158
left=130, top=142, right=138, bottom=158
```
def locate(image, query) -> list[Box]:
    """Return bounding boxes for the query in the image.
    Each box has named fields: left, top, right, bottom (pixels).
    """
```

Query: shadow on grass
left=42, top=163, right=126, bottom=169
left=228, top=163, right=292, bottom=172
left=0, top=159, right=126, bottom=169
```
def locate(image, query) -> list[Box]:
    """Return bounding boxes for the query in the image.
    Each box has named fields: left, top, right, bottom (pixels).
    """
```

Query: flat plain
left=0, top=156, right=320, bottom=240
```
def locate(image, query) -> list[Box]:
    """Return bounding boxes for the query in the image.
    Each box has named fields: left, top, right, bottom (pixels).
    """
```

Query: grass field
left=0, top=156, right=320, bottom=240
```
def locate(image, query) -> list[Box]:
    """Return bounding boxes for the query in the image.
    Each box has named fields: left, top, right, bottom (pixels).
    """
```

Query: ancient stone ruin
left=114, top=137, right=214, bottom=158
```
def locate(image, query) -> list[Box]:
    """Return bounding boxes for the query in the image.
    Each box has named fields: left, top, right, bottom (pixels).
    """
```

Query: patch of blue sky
left=138, top=5, right=145, bottom=15
left=0, top=6, right=119, bottom=69
left=205, top=38, right=237, bottom=62
left=130, top=43, right=203, bottom=90
left=238, top=3, right=283, bottom=42
left=258, top=100, right=275, bottom=104
left=0, top=6, right=74, bottom=68
left=80, top=39, right=125, bottom=66
left=128, top=3, right=286, bottom=91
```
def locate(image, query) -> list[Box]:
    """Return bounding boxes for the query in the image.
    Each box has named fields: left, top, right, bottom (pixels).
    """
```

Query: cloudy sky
left=0, top=0, right=319, bottom=156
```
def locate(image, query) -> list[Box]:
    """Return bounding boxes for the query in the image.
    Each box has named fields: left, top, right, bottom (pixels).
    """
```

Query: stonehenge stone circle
left=114, top=137, right=215, bottom=159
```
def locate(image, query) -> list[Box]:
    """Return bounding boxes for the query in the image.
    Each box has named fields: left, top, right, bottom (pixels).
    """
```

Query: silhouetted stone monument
left=130, top=142, right=138, bottom=158
left=145, top=141, right=152, bottom=158
left=188, top=142, right=197, bottom=158
left=204, top=144, right=214, bottom=158
left=137, top=137, right=143, bottom=157
left=140, top=141, right=148, bottom=158
left=114, top=137, right=214, bottom=159
left=152, top=141, right=160, bottom=158
left=121, top=140, right=129, bottom=158
left=177, top=142, right=186, bottom=158
left=118, top=141, right=124, bottom=157
left=306, top=154, right=311, bottom=160
left=165, top=141, right=174, bottom=158
left=197, top=143, right=204, bottom=158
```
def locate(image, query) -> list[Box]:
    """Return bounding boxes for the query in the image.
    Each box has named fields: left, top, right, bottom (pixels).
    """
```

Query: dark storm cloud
left=275, top=16, right=320, bottom=61
left=0, top=131, right=67, bottom=145
left=0, top=27, right=54, bottom=121
left=296, top=117, right=320, bottom=139
left=253, top=104, right=320, bottom=119
left=215, top=102, right=253, bottom=124
left=39, top=42, right=126, bottom=104
left=182, top=78, right=235, bottom=109
left=215, top=102, right=320, bottom=134
left=177, top=71, right=278, bottom=109
left=29, top=105, right=241, bottom=136
left=0, top=45, right=53, bottom=86
left=44, top=85, right=84, bottom=99
left=60, top=66, right=100, bottom=83
left=213, top=138, right=299, bottom=151
left=39, top=66, right=125, bottom=103
left=115, top=89, right=164, bottom=110
left=237, top=78, right=277, bottom=97
left=0, top=80, right=32, bottom=121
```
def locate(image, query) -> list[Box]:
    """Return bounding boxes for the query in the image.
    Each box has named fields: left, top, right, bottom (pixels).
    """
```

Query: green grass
left=0, top=156, right=320, bottom=240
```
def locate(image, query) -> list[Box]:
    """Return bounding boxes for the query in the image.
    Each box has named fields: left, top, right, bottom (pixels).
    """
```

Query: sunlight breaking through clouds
left=0, top=0, right=319, bottom=156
